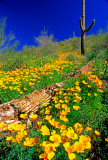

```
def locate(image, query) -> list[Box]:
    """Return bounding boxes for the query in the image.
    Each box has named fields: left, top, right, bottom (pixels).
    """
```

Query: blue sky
left=0, top=0, right=108, bottom=51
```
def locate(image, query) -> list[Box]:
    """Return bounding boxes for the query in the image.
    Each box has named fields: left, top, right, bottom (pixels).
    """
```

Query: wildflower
left=73, top=105, right=80, bottom=110
left=63, top=142, right=75, bottom=154
left=40, top=125, right=50, bottom=136
left=60, top=125, right=67, bottom=133
left=45, top=109, right=50, bottom=114
left=49, top=134, right=61, bottom=147
left=24, top=87, right=27, bottom=90
left=76, top=86, right=81, bottom=92
left=40, top=110, right=44, bottom=114
left=62, top=104, right=68, bottom=109
left=45, top=115, right=52, bottom=121
left=54, top=88, right=59, bottom=92
left=55, top=103, right=61, bottom=109
left=8, top=123, right=26, bottom=133
left=29, top=114, right=38, bottom=121
left=15, top=134, right=23, bottom=143
left=55, top=122, right=61, bottom=129
left=17, top=127, right=26, bottom=135
left=40, top=141, right=56, bottom=160
left=74, top=95, right=82, bottom=102
left=9, top=86, right=14, bottom=90
left=59, top=90, right=62, bottom=95
left=0, top=122, right=7, bottom=130
left=52, top=96, right=58, bottom=103
left=20, top=113, right=27, bottom=119
left=66, top=129, right=78, bottom=140
left=47, top=151, right=55, bottom=160
left=39, top=141, right=55, bottom=160
left=68, top=153, right=76, bottom=160
left=95, top=79, right=103, bottom=88
left=62, top=116, right=69, bottom=122
left=60, top=110, right=68, bottom=116
left=65, top=99, right=69, bottom=103
left=74, top=141, right=85, bottom=153
left=37, top=121, right=42, bottom=126
left=6, top=136, right=16, bottom=142
left=48, top=106, right=52, bottom=109
left=94, top=93, right=97, bottom=96
left=87, top=72, right=92, bottom=75
left=95, top=130, right=100, bottom=135
left=88, top=93, right=91, bottom=96
left=51, top=130, right=56, bottom=135
left=105, top=138, right=108, bottom=142
left=6, top=135, right=14, bottom=141
left=49, top=118, right=57, bottom=127
left=87, top=122, right=89, bottom=126
left=59, top=100, right=64, bottom=103
left=42, top=102, right=50, bottom=107
left=74, top=123, right=83, bottom=134
left=87, top=85, right=92, bottom=88
left=24, top=137, right=37, bottom=147
left=65, top=107, right=70, bottom=113
left=92, top=68, right=98, bottom=71
left=97, top=89, right=103, bottom=93
left=85, top=127, right=92, bottom=132
left=79, top=135, right=91, bottom=149
left=39, top=153, right=48, bottom=160
left=82, top=80, right=88, bottom=84
left=99, top=72, right=104, bottom=74
left=75, top=81, right=79, bottom=85
left=70, top=87, right=75, bottom=91
left=68, top=91, right=72, bottom=95
left=29, top=82, right=34, bottom=85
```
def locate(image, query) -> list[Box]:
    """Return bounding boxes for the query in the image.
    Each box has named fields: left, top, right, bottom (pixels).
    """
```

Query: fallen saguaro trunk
left=0, top=60, right=96, bottom=127
left=0, top=82, right=63, bottom=126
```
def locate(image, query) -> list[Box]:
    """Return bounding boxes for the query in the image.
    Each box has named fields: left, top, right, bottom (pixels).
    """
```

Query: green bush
left=35, top=28, right=57, bottom=55
left=0, top=17, right=19, bottom=54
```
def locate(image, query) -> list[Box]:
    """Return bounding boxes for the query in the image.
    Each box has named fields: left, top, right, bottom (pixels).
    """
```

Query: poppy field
left=0, top=40, right=108, bottom=160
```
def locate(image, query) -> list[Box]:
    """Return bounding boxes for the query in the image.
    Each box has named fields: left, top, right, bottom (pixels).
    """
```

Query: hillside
left=0, top=32, right=108, bottom=160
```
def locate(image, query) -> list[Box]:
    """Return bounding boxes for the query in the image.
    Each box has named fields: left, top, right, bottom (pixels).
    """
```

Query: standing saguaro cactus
left=79, top=0, right=95, bottom=55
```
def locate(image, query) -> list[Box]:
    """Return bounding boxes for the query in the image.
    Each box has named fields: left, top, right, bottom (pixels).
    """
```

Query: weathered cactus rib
left=79, top=17, right=95, bottom=33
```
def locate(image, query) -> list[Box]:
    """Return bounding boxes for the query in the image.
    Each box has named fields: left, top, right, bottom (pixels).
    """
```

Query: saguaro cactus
left=79, top=0, right=95, bottom=55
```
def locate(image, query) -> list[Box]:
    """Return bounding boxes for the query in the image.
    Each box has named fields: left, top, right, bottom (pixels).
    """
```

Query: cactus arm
left=80, top=18, right=95, bottom=33
left=79, top=17, right=84, bottom=31
left=84, top=19, right=95, bottom=33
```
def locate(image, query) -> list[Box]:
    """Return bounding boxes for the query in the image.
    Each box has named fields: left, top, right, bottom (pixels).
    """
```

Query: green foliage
left=85, top=30, right=108, bottom=53
left=63, top=74, right=108, bottom=128
left=35, top=27, right=57, bottom=55
left=0, top=17, right=19, bottom=53
left=92, top=50, right=108, bottom=80
left=0, top=26, right=108, bottom=160
left=68, top=54, right=75, bottom=61
left=85, top=51, right=97, bottom=61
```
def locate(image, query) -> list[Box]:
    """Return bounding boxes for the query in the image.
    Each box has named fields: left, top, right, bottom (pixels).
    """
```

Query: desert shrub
left=35, top=27, right=57, bottom=55
left=72, top=33, right=81, bottom=51
left=85, top=29, right=108, bottom=53
left=91, top=31, right=108, bottom=52
left=68, top=54, right=75, bottom=61
left=65, top=33, right=81, bottom=51
left=85, top=51, right=97, bottom=61
left=0, top=17, right=19, bottom=54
